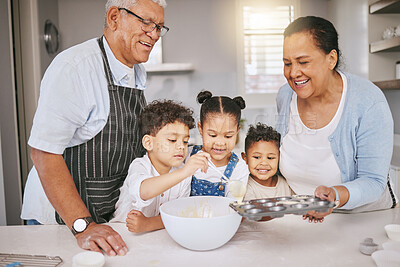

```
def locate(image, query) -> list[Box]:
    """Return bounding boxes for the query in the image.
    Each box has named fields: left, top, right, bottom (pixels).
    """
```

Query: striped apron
left=56, top=36, right=146, bottom=224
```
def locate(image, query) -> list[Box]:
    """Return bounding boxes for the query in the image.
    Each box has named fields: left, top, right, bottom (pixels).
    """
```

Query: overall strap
left=190, top=145, right=202, bottom=156
left=223, top=152, right=239, bottom=179
left=189, top=152, right=239, bottom=197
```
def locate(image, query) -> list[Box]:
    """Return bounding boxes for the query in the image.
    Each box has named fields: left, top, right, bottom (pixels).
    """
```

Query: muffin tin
left=229, top=195, right=335, bottom=221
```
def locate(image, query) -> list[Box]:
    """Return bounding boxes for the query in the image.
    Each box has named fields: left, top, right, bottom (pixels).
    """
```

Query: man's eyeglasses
left=119, top=8, right=169, bottom=37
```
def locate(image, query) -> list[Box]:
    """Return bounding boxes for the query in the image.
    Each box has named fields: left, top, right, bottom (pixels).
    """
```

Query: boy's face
left=146, top=122, right=190, bottom=174
left=242, top=141, right=279, bottom=184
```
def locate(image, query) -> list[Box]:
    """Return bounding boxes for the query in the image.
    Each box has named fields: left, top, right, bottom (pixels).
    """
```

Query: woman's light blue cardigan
left=276, top=71, right=394, bottom=209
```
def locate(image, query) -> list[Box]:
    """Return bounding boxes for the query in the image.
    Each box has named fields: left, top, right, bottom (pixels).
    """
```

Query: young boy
left=241, top=123, right=293, bottom=200
left=111, top=100, right=210, bottom=233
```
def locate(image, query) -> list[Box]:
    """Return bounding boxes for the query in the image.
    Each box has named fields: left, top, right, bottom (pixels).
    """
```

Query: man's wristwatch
left=71, top=216, right=94, bottom=235
left=331, top=187, right=340, bottom=209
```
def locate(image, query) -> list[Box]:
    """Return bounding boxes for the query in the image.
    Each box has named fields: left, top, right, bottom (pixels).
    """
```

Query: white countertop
left=1, top=208, right=399, bottom=266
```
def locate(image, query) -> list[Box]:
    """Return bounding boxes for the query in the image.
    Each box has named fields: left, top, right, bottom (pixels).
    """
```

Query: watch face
left=73, top=219, right=87, bottom=232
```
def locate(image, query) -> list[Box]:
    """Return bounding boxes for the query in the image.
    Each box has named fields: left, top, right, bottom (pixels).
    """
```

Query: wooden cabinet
left=370, top=37, right=400, bottom=53
left=369, top=0, right=400, bottom=89
left=373, top=79, right=400, bottom=90
left=370, top=0, right=400, bottom=14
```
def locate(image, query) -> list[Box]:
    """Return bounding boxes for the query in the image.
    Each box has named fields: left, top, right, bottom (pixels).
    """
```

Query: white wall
left=298, top=0, right=329, bottom=18
left=58, top=0, right=106, bottom=51
left=328, top=0, right=369, bottom=78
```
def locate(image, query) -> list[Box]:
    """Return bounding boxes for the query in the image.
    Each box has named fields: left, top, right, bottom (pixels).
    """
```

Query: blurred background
left=1, top=0, right=399, bottom=225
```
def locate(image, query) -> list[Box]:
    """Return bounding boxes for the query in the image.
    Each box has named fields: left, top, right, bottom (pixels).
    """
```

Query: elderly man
left=20, top=0, right=168, bottom=256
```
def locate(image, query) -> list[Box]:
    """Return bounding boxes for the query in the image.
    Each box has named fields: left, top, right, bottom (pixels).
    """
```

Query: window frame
left=236, top=0, right=299, bottom=108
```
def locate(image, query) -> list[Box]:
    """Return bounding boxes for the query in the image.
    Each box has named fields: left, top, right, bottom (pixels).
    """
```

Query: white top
left=21, top=37, right=146, bottom=224
left=189, top=148, right=249, bottom=199
left=279, top=71, right=347, bottom=195
left=244, top=175, right=293, bottom=200
left=111, top=154, right=191, bottom=222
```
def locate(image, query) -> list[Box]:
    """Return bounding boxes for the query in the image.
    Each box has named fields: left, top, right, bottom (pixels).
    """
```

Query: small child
left=242, top=123, right=293, bottom=200
left=111, top=100, right=209, bottom=233
left=190, top=90, right=249, bottom=200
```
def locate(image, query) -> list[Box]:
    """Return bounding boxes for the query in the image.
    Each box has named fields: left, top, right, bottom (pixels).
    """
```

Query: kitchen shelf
left=373, top=79, right=400, bottom=90
left=370, top=36, right=400, bottom=53
left=370, top=0, right=400, bottom=14
left=144, top=63, right=194, bottom=74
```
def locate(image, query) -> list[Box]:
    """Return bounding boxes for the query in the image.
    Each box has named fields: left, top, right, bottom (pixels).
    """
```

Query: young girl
left=190, top=90, right=249, bottom=199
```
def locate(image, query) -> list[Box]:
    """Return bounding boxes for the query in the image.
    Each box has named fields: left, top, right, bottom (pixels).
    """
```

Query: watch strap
left=71, top=216, right=94, bottom=235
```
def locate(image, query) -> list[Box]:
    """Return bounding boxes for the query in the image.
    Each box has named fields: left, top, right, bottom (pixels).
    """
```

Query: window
left=239, top=0, right=296, bottom=97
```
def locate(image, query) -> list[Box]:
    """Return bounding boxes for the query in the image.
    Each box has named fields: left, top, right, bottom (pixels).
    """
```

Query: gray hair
left=104, top=0, right=167, bottom=28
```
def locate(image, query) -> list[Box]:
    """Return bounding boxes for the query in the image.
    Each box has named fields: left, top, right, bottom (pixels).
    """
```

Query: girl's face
left=198, top=113, right=239, bottom=167
left=282, top=32, right=337, bottom=100
left=242, top=141, right=279, bottom=186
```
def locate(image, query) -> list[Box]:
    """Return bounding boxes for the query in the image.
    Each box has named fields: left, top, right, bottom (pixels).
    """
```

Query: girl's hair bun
left=197, top=90, right=213, bottom=104
left=233, top=96, right=246, bottom=110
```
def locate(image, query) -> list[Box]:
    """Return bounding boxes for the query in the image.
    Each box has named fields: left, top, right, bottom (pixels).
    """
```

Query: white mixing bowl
left=160, top=196, right=242, bottom=251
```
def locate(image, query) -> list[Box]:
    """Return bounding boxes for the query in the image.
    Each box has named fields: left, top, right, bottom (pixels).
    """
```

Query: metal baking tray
left=0, top=253, right=63, bottom=266
left=229, top=195, right=335, bottom=221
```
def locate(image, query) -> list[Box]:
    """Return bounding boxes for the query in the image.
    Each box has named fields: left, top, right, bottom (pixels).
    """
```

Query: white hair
left=104, top=0, right=167, bottom=28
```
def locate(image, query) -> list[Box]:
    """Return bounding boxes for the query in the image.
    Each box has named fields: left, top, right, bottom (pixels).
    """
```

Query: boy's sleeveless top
left=56, top=36, right=146, bottom=224
left=190, top=145, right=239, bottom=196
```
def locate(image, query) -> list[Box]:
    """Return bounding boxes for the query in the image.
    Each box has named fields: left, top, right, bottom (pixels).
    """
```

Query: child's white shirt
left=111, top=153, right=191, bottom=222
left=244, top=175, right=293, bottom=201
left=188, top=147, right=249, bottom=199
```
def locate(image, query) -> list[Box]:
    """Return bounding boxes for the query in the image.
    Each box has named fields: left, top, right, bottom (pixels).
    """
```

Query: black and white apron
left=56, top=36, right=146, bottom=224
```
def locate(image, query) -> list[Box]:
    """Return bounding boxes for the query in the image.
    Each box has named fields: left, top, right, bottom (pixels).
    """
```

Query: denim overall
left=190, top=145, right=239, bottom=196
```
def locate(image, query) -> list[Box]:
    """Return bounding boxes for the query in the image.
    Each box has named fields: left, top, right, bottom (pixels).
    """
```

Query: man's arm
left=31, top=148, right=128, bottom=256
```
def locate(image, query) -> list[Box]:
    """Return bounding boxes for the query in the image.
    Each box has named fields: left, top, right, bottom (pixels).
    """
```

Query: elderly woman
left=277, top=16, right=397, bottom=222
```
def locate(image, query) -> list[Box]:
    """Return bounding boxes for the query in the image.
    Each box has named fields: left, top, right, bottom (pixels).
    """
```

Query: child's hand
left=183, top=152, right=210, bottom=175
left=126, top=210, right=150, bottom=233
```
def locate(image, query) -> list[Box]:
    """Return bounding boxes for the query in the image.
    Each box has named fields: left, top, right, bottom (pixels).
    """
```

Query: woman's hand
left=303, top=186, right=336, bottom=223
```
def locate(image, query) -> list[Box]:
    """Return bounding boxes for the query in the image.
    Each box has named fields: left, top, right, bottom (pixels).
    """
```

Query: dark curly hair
left=139, top=100, right=195, bottom=137
left=197, top=90, right=246, bottom=127
left=284, top=16, right=341, bottom=69
left=244, top=123, right=280, bottom=153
